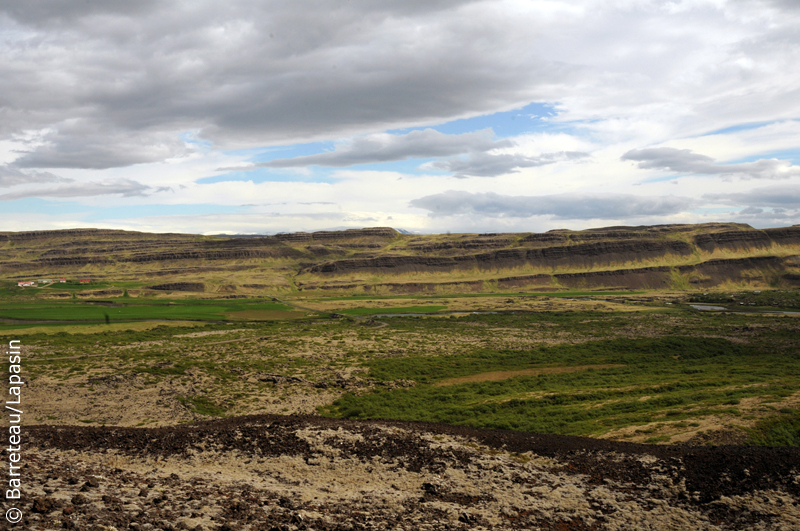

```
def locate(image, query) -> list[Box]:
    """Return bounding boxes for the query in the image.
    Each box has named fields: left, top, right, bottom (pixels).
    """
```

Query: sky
left=1, top=0, right=799, bottom=235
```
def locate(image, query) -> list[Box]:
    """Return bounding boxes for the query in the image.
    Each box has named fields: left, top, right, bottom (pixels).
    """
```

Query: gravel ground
left=6, top=415, right=800, bottom=530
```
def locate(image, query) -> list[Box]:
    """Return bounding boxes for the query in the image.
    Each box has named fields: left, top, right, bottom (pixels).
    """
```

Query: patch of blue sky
left=700, top=119, right=798, bottom=138
left=723, top=148, right=800, bottom=165
left=0, top=198, right=91, bottom=215
left=641, top=174, right=689, bottom=183
left=387, top=102, right=563, bottom=138
left=336, top=158, right=443, bottom=174
left=211, top=103, right=573, bottom=174
left=84, top=203, right=242, bottom=222
left=223, top=140, right=337, bottom=163
left=179, top=131, right=213, bottom=150
left=197, top=166, right=339, bottom=184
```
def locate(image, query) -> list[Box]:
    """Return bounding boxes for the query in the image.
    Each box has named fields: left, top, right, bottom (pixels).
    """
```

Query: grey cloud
left=428, top=151, right=588, bottom=178
left=0, top=1, right=573, bottom=168
left=763, top=0, right=800, bottom=11
left=0, top=1, right=468, bottom=26
left=0, top=1, right=160, bottom=25
left=255, top=129, right=512, bottom=168
left=0, top=165, right=72, bottom=187
left=12, top=125, right=190, bottom=169
left=703, top=185, right=800, bottom=208
left=726, top=200, right=799, bottom=228
left=622, top=148, right=800, bottom=179
left=0, top=179, right=151, bottom=200
left=410, top=191, right=695, bottom=219
left=622, top=148, right=716, bottom=172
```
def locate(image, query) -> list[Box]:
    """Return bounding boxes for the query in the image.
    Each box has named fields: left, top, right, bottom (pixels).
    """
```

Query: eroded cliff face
left=292, top=224, right=800, bottom=293
left=1, top=224, right=799, bottom=293
left=0, top=230, right=305, bottom=272
left=693, top=227, right=800, bottom=253
left=302, top=240, right=694, bottom=275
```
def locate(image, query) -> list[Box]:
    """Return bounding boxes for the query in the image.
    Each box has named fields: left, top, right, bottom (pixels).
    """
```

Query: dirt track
left=10, top=415, right=800, bottom=530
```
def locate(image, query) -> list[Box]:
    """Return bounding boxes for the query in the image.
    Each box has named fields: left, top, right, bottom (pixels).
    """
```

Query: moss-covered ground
left=0, top=289, right=796, bottom=446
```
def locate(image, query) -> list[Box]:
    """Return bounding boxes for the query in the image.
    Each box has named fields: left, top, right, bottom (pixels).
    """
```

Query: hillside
left=1, top=223, right=799, bottom=296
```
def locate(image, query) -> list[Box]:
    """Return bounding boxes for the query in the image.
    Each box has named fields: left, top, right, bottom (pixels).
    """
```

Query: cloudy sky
left=1, top=0, right=799, bottom=234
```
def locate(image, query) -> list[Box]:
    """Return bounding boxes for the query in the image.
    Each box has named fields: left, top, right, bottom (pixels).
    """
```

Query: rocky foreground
left=7, top=415, right=800, bottom=530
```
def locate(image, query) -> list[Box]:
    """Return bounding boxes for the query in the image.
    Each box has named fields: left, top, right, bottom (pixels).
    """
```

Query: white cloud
left=0, top=1, right=575, bottom=166
left=409, top=190, right=696, bottom=219
left=250, top=129, right=513, bottom=168
left=0, top=179, right=153, bottom=200
left=703, top=184, right=800, bottom=208
left=11, top=124, right=191, bottom=169
left=0, top=165, right=72, bottom=187
left=622, top=147, right=800, bottom=179
left=0, top=0, right=799, bottom=232
left=5, top=0, right=796, bottom=170
left=423, top=151, right=589, bottom=178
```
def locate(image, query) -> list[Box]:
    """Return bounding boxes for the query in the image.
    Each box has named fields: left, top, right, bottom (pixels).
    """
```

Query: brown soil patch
left=435, top=364, right=625, bottom=387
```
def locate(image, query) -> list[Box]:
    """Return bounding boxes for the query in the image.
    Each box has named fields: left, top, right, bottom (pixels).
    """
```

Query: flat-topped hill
left=1, top=223, right=798, bottom=295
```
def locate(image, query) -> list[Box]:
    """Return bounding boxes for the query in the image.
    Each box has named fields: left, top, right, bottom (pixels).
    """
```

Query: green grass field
left=321, top=335, right=800, bottom=438
left=1, top=288, right=798, bottom=445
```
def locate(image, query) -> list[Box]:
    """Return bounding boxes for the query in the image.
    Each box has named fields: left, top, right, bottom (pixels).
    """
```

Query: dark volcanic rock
left=274, top=227, right=398, bottom=244
left=146, top=282, right=205, bottom=292
left=693, top=230, right=773, bottom=252
left=25, top=415, right=800, bottom=530
left=304, top=240, right=693, bottom=275
left=677, top=256, right=785, bottom=286
left=764, top=226, right=800, bottom=246
left=556, top=266, right=674, bottom=289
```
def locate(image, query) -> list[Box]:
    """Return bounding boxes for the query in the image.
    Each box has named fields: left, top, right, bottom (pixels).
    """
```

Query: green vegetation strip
left=746, top=409, right=800, bottom=446
left=322, top=337, right=800, bottom=437
left=0, top=298, right=294, bottom=323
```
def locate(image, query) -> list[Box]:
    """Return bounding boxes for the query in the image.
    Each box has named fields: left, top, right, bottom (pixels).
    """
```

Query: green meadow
left=1, top=288, right=798, bottom=445
left=322, top=335, right=800, bottom=439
